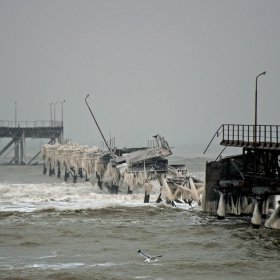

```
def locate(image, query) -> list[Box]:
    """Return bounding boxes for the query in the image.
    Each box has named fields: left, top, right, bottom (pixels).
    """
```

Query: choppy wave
left=0, top=182, right=199, bottom=213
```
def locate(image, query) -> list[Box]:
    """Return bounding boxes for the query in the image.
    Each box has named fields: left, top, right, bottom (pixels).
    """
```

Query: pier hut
left=203, top=124, right=280, bottom=228
left=0, top=120, right=63, bottom=164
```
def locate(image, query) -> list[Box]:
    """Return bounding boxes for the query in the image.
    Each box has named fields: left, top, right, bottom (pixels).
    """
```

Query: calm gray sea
left=0, top=157, right=280, bottom=280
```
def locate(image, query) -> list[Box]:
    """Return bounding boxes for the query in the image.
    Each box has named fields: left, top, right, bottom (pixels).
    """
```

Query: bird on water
left=137, top=249, right=163, bottom=263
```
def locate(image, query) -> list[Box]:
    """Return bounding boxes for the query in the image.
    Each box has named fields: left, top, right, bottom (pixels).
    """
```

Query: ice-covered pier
left=42, top=135, right=204, bottom=206
left=202, top=124, right=280, bottom=229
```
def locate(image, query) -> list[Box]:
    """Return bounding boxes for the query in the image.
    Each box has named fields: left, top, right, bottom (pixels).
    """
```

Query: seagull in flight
left=138, top=249, right=163, bottom=263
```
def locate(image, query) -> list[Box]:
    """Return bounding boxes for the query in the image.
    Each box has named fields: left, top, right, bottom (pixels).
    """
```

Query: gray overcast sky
left=1, top=0, right=280, bottom=153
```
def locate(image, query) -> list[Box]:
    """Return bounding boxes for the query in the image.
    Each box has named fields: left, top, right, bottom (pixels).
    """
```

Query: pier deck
left=0, top=120, right=63, bottom=164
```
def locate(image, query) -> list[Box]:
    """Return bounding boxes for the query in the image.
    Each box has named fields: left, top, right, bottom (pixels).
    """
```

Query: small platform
left=0, top=120, right=63, bottom=164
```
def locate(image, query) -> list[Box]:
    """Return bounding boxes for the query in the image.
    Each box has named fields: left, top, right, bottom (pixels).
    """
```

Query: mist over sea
left=0, top=142, right=280, bottom=279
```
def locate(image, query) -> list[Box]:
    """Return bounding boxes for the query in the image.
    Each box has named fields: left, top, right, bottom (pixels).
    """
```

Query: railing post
left=237, top=125, right=240, bottom=142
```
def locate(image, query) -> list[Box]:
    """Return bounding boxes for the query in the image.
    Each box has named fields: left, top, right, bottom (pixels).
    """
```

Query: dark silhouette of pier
left=0, top=120, right=63, bottom=164
left=203, top=123, right=280, bottom=228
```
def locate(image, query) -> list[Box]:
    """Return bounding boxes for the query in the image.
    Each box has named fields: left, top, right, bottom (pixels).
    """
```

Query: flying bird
left=137, top=249, right=163, bottom=263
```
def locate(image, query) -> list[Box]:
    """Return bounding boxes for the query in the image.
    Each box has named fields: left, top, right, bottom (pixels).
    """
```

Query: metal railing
left=222, top=124, right=280, bottom=144
left=0, top=120, right=63, bottom=128
left=204, top=124, right=280, bottom=154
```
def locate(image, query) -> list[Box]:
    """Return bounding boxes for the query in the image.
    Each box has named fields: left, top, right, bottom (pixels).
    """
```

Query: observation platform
left=0, top=120, right=63, bottom=164
left=217, top=124, right=280, bottom=150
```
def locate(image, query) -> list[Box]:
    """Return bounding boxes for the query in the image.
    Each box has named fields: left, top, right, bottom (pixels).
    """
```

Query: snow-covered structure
left=42, top=134, right=204, bottom=206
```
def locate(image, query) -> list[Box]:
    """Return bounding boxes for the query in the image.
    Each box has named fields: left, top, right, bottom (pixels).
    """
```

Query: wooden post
left=111, top=185, right=119, bottom=194
left=64, top=170, right=69, bottom=182
left=57, top=162, right=61, bottom=178
left=43, top=162, right=47, bottom=175
left=78, top=168, right=83, bottom=178
left=49, top=164, right=52, bottom=176
left=144, top=191, right=150, bottom=203
left=156, top=193, right=163, bottom=203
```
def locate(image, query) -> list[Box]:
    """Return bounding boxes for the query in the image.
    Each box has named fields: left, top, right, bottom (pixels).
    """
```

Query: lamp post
left=60, top=100, right=65, bottom=125
left=54, top=102, right=58, bottom=126
left=60, top=100, right=65, bottom=140
left=15, top=102, right=17, bottom=127
left=254, top=71, right=266, bottom=145
left=49, top=103, right=53, bottom=126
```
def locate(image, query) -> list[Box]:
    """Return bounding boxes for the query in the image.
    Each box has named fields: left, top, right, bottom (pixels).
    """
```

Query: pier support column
left=78, top=168, right=83, bottom=178
left=64, top=170, right=69, bottom=182
left=96, top=172, right=102, bottom=189
left=251, top=199, right=262, bottom=229
left=14, top=140, right=19, bottom=164
left=73, top=171, right=77, bottom=183
left=156, top=193, right=163, bottom=203
left=49, top=164, right=53, bottom=176
left=111, top=185, right=119, bottom=194
left=43, top=162, right=47, bottom=175
left=20, top=131, right=26, bottom=164
left=144, top=183, right=153, bottom=203
left=57, top=162, right=61, bottom=178
left=144, top=191, right=150, bottom=203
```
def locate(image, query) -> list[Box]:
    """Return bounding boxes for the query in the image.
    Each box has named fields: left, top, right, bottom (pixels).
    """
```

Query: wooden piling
left=64, top=171, right=69, bottom=182
left=111, top=185, right=119, bottom=194
left=144, top=191, right=150, bottom=203
left=57, top=162, right=61, bottom=178
left=43, top=163, right=47, bottom=175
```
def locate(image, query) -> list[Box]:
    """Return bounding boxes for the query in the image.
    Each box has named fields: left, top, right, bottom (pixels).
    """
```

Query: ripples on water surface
left=1, top=204, right=280, bottom=280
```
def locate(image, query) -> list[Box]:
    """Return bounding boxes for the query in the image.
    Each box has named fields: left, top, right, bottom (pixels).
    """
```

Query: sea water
left=1, top=154, right=280, bottom=280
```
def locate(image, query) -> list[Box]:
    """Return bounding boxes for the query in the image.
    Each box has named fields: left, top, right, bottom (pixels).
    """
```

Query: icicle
left=262, top=197, right=270, bottom=216
left=161, top=178, right=174, bottom=202
left=236, top=194, right=241, bottom=216
left=217, top=192, right=226, bottom=218
left=144, top=183, right=153, bottom=195
left=241, top=196, right=248, bottom=213
left=264, top=205, right=280, bottom=229
left=189, top=177, right=199, bottom=202
left=251, top=199, right=262, bottom=228
left=174, top=182, right=192, bottom=201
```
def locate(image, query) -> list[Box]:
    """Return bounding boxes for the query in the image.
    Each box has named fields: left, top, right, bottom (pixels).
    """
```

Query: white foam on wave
left=97, top=262, right=128, bottom=267
left=27, top=262, right=84, bottom=270
left=0, top=182, right=160, bottom=212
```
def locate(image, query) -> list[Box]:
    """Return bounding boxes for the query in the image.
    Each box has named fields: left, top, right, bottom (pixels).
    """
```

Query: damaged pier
left=203, top=124, right=280, bottom=228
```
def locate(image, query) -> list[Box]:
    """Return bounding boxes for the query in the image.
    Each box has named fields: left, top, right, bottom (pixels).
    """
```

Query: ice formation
left=264, top=205, right=280, bottom=229
left=41, top=135, right=205, bottom=206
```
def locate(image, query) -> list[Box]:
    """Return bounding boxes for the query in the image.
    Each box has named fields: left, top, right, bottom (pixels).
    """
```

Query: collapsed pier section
left=42, top=135, right=205, bottom=206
